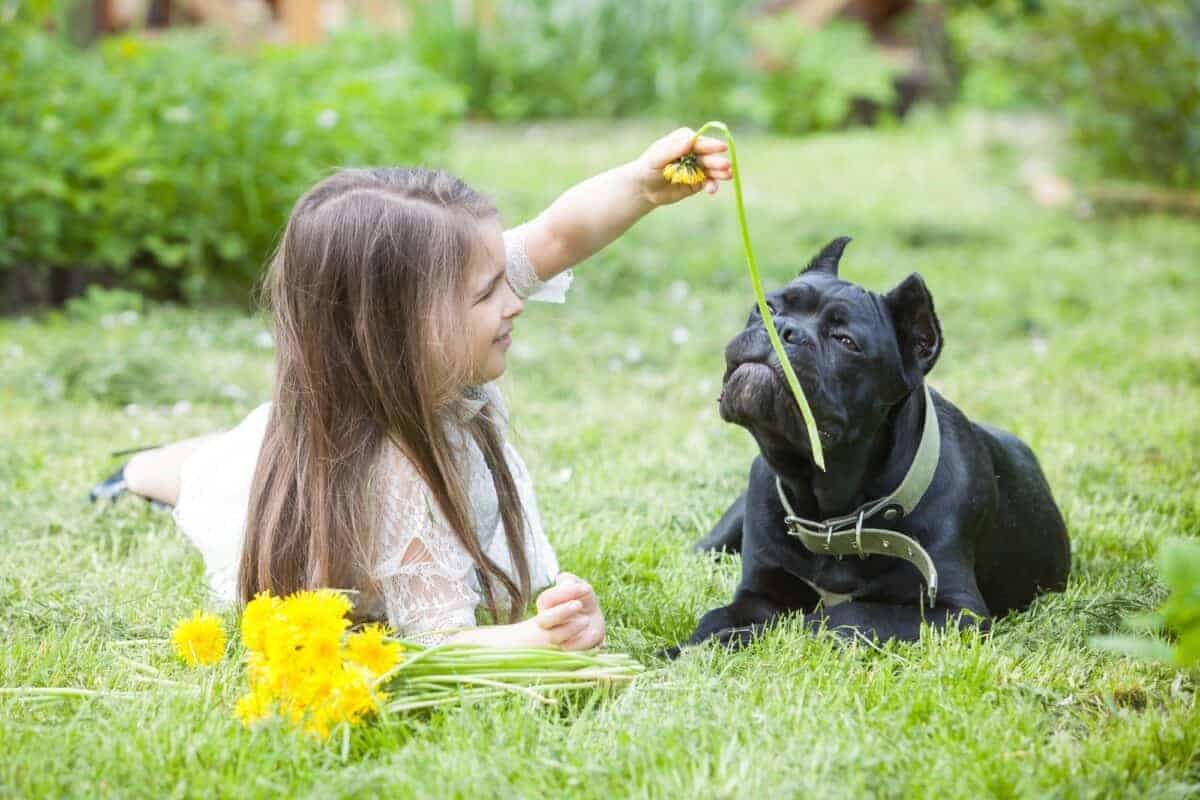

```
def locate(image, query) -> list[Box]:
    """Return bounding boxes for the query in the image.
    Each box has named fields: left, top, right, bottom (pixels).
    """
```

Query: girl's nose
left=503, top=280, right=525, bottom=319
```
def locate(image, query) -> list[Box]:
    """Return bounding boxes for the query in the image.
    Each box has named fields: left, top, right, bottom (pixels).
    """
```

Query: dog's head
left=718, top=237, right=942, bottom=461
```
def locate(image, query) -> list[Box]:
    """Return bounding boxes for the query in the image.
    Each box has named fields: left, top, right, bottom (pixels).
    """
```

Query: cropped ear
left=802, top=236, right=852, bottom=276
left=884, top=272, right=942, bottom=378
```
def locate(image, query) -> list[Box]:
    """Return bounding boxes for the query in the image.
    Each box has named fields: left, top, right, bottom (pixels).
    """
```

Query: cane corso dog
left=668, top=237, right=1069, bottom=655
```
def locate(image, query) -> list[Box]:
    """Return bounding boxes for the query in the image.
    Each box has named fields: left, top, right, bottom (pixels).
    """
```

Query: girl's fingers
left=547, top=615, right=589, bottom=645
left=556, top=571, right=582, bottom=585
left=692, top=135, right=728, bottom=155
left=699, top=154, right=731, bottom=173
left=705, top=179, right=718, bottom=195
left=535, top=599, right=584, bottom=630
left=536, top=580, right=589, bottom=612
left=650, top=127, right=698, bottom=166
left=561, top=621, right=605, bottom=651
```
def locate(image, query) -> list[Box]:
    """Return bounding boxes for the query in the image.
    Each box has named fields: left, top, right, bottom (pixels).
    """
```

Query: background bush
left=0, top=25, right=464, bottom=303
left=947, top=0, right=1200, bottom=189
left=402, top=0, right=900, bottom=132
left=1037, top=0, right=1200, bottom=189
left=404, top=0, right=753, bottom=123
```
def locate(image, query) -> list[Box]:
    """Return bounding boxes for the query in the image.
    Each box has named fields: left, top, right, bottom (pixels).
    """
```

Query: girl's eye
left=476, top=281, right=499, bottom=304
left=835, top=334, right=860, bottom=352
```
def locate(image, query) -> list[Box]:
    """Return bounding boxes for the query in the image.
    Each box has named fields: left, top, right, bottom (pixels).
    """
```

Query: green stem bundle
left=376, top=642, right=643, bottom=715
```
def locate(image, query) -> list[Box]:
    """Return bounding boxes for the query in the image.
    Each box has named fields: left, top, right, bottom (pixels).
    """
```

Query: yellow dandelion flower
left=234, top=685, right=273, bottom=727
left=303, top=706, right=334, bottom=740
left=344, top=624, right=402, bottom=677
left=662, top=152, right=707, bottom=187
left=279, top=589, right=353, bottom=631
left=171, top=611, right=227, bottom=666
left=241, top=591, right=281, bottom=654
left=330, top=667, right=379, bottom=724
left=296, top=626, right=344, bottom=673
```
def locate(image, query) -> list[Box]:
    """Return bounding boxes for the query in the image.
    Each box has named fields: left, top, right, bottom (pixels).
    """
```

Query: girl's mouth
left=494, top=331, right=512, bottom=348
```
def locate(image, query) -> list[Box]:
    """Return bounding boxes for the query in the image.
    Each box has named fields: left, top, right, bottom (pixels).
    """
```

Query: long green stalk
left=373, top=642, right=644, bottom=714
left=690, top=121, right=826, bottom=470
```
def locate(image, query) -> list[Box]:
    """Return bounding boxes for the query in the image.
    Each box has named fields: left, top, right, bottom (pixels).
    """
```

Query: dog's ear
left=884, top=272, right=942, bottom=378
left=802, top=236, right=852, bottom=276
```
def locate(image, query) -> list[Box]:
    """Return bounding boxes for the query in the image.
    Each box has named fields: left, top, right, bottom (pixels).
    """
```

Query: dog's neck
left=763, top=385, right=928, bottom=520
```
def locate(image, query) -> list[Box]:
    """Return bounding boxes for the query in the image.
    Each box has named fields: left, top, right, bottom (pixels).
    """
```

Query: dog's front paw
left=656, top=643, right=685, bottom=660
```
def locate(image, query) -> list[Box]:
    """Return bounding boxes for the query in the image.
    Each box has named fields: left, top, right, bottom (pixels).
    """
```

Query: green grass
left=2, top=112, right=1199, bottom=798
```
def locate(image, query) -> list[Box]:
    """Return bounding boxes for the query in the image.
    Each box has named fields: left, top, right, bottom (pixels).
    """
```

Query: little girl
left=90, top=128, right=732, bottom=649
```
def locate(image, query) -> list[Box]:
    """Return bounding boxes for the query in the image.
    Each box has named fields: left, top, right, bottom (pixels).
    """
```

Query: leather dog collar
left=775, top=382, right=941, bottom=605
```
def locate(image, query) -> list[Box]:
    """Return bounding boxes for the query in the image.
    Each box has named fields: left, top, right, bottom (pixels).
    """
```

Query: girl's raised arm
left=516, top=127, right=732, bottom=282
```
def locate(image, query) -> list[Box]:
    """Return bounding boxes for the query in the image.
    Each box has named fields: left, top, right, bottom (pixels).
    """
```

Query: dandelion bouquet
left=215, top=590, right=641, bottom=739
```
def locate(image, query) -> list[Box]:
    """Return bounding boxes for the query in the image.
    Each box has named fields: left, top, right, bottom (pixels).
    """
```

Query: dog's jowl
left=672, top=237, right=1070, bottom=655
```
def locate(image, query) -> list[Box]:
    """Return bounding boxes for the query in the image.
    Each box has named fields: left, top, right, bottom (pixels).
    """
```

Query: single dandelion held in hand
left=171, top=610, right=228, bottom=666
left=662, top=152, right=708, bottom=187
left=662, top=122, right=827, bottom=469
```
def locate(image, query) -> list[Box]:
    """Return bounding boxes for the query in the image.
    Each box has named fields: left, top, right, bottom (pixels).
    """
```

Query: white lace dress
left=172, top=226, right=570, bottom=643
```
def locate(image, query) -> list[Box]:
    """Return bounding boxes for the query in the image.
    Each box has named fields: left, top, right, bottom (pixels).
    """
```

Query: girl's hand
left=633, top=127, right=733, bottom=206
left=533, top=572, right=606, bottom=650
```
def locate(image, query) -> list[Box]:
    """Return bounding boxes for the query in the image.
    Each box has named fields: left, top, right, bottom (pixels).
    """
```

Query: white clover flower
left=667, top=280, right=690, bottom=302
left=163, top=106, right=193, bottom=124
left=315, top=109, right=339, bottom=129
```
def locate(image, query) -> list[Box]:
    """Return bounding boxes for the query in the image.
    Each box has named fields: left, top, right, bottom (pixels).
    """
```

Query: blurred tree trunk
left=146, top=0, right=172, bottom=28
left=59, top=0, right=111, bottom=46
left=281, top=0, right=322, bottom=43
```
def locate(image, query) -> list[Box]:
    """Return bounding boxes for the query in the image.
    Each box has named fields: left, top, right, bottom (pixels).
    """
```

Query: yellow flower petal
left=171, top=611, right=227, bottom=666
left=241, top=590, right=281, bottom=654
left=344, top=624, right=402, bottom=677
left=663, top=153, right=707, bottom=186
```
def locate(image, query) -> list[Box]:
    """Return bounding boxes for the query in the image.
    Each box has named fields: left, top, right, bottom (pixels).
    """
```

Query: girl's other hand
left=634, top=127, right=733, bottom=206
left=533, top=572, right=606, bottom=650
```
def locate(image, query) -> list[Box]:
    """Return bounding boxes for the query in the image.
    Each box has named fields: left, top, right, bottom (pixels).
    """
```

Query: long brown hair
left=239, top=167, right=531, bottom=622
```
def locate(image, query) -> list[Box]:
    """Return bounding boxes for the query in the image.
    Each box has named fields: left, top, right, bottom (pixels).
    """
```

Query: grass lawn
left=2, top=112, right=1198, bottom=798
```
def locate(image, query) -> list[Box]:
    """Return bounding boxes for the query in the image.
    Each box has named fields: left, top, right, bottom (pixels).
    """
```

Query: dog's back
left=970, top=422, right=1071, bottom=617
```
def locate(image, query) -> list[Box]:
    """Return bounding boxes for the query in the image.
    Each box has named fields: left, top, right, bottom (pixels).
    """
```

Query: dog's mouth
left=718, top=360, right=780, bottom=419
left=719, top=359, right=841, bottom=453
left=719, top=360, right=775, bottom=398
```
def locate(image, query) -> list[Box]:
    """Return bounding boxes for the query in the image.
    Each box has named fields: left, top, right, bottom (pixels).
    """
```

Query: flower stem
left=690, top=121, right=826, bottom=470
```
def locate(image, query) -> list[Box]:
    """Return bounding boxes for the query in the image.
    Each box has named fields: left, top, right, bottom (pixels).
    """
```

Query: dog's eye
left=835, top=334, right=860, bottom=352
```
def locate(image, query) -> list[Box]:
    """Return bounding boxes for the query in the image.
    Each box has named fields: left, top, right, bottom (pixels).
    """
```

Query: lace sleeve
left=504, top=224, right=573, bottom=303
left=374, top=452, right=480, bottom=645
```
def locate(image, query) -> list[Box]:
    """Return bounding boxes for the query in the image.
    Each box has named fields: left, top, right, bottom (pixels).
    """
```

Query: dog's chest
left=795, top=549, right=907, bottom=605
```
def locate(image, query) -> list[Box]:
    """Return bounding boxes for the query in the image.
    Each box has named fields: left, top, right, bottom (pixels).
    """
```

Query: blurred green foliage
left=403, top=0, right=898, bottom=133
left=1038, top=0, right=1200, bottom=189
left=947, top=0, right=1200, bottom=189
left=1094, top=539, right=1200, bottom=670
left=404, top=0, right=751, bottom=122
left=0, top=24, right=464, bottom=302
left=733, top=19, right=897, bottom=133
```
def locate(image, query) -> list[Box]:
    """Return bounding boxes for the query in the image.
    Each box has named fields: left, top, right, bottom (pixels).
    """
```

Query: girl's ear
left=884, top=272, right=942, bottom=378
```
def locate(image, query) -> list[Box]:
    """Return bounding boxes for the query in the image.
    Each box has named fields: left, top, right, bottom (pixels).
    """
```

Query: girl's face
left=465, top=219, right=524, bottom=384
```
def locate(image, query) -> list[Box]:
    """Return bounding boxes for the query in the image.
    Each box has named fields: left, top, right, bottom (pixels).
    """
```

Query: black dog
left=669, top=238, right=1069, bottom=654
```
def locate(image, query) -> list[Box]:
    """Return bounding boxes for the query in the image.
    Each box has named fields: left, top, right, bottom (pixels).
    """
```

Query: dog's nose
left=778, top=319, right=813, bottom=348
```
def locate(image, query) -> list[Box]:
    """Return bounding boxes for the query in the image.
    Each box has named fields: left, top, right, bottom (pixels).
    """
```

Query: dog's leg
left=692, top=492, right=746, bottom=556
left=661, top=588, right=782, bottom=659
left=810, top=600, right=991, bottom=643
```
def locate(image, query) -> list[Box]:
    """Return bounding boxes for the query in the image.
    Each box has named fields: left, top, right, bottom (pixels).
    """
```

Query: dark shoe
left=89, top=463, right=130, bottom=503
left=88, top=443, right=173, bottom=511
